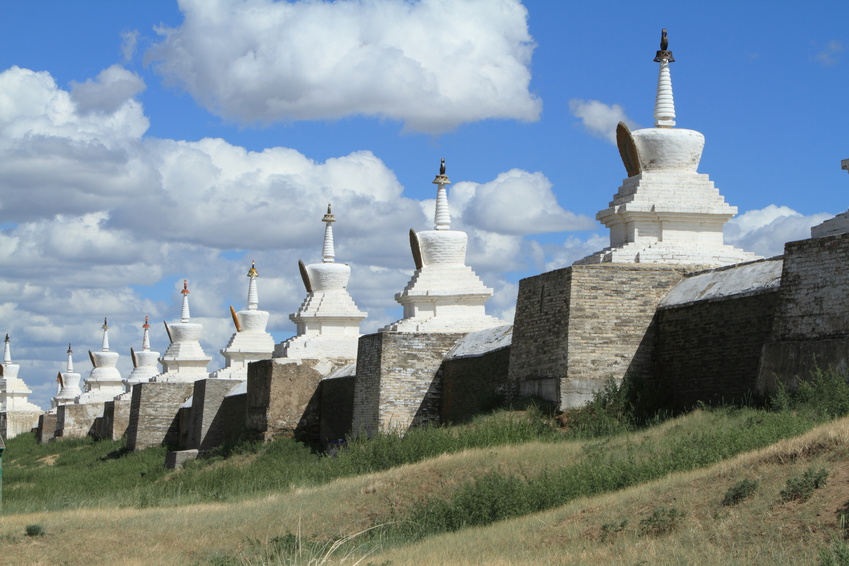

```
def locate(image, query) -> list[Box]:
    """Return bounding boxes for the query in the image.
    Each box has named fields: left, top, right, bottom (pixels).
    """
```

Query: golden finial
left=181, top=279, right=190, bottom=294
left=143, top=315, right=150, bottom=329
left=247, top=260, right=258, bottom=278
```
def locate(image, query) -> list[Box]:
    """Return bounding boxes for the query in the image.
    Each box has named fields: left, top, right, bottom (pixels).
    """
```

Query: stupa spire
left=653, top=28, right=676, bottom=128
left=245, top=261, right=259, bottom=310
left=101, top=317, right=110, bottom=351
left=66, top=343, right=74, bottom=372
left=322, top=204, right=336, bottom=263
left=142, top=316, right=150, bottom=351
left=180, top=280, right=191, bottom=323
left=433, top=158, right=451, bottom=230
left=3, top=334, right=10, bottom=364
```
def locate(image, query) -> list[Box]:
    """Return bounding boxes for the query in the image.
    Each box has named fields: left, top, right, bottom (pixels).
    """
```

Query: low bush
left=722, top=478, right=759, bottom=506
left=638, top=506, right=684, bottom=537
left=24, top=524, right=45, bottom=537
left=781, top=467, right=828, bottom=503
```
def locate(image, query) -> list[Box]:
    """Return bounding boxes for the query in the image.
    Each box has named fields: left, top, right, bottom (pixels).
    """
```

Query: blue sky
left=0, top=0, right=847, bottom=409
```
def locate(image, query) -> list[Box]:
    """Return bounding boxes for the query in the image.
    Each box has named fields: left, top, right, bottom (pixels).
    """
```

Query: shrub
left=771, top=368, right=849, bottom=420
left=820, top=538, right=849, bottom=566
left=600, top=519, right=629, bottom=542
left=781, top=467, right=828, bottom=503
left=24, top=524, right=45, bottom=537
left=638, top=506, right=684, bottom=537
left=722, top=478, right=759, bottom=506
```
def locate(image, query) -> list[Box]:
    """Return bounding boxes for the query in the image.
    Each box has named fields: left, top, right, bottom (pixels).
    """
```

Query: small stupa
left=0, top=334, right=41, bottom=413
left=577, top=29, right=758, bottom=266
left=152, top=280, right=211, bottom=382
left=275, top=205, right=367, bottom=360
left=212, top=261, right=275, bottom=378
left=52, top=344, right=82, bottom=408
left=125, top=316, right=161, bottom=387
left=383, top=159, right=503, bottom=333
left=811, top=159, right=849, bottom=237
left=77, top=318, right=125, bottom=403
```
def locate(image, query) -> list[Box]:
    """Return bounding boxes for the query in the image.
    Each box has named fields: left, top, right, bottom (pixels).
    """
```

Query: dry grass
left=369, top=417, right=849, bottom=565
left=1, top=413, right=845, bottom=564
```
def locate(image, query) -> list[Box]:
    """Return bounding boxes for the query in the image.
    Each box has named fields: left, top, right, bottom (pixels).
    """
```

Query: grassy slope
left=0, top=409, right=844, bottom=564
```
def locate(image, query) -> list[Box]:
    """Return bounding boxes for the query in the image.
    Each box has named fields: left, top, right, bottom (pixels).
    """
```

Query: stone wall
left=352, top=331, right=464, bottom=436
left=319, top=372, right=355, bottom=444
left=0, top=410, right=41, bottom=439
left=246, top=358, right=340, bottom=442
left=187, top=379, right=242, bottom=451
left=126, top=382, right=194, bottom=451
left=37, top=412, right=57, bottom=444
left=55, top=402, right=105, bottom=439
left=508, top=264, right=690, bottom=409
left=757, top=233, right=849, bottom=394
left=655, top=258, right=782, bottom=407
left=440, top=325, right=512, bottom=424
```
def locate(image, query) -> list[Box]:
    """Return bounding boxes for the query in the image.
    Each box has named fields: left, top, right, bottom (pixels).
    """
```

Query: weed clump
left=771, top=368, right=849, bottom=420
left=600, top=519, right=629, bottom=542
left=722, top=478, right=759, bottom=506
left=781, top=466, right=828, bottom=503
left=24, top=524, right=45, bottom=537
left=638, top=506, right=684, bottom=537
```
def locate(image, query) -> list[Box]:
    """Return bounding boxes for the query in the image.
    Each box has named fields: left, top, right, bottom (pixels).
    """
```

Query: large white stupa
left=78, top=318, right=125, bottom=404
left=212, top=262, right=275, bottom=378
left=0, top=334, right=41, bottom=413
left=577, top=30, right=757, bottom=267
left=275, top=205, right=367, bottom=360
left=52, top=344, right=82, bottom=408
left=152, top=280, right=211, bottom=383
left=383, top=160, right=503, bottom=333
left=125, top=316, right=161, bottom=387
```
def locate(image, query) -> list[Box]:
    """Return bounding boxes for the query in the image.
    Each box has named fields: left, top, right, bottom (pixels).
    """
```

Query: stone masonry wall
left=655, top=290, right=780, bottom=407
left=37, top=412, right=57, bottom=444
left=319, top=376, right=355, bottom=443
left=246, top=359, right=338, bottom=442
left=509, top=264, right=690, bottom=409
left=187, top=379, right=241, bottom=451
left=0, top=410, right=40, bottom=440
left=441, top=346, right=510, bottom=425
left=352, top=332, right=464, bottom=436
left=126, top=382, right=194, bottom=451
left=758, top=233, right=849, bottom=394
left=56, top=402, right=105, bottom=439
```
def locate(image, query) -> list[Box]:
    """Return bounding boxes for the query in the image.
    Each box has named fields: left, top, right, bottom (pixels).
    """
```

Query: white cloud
left=459, top=169, right=597, bottom=235
left=121, top=30, right=140, bottom=61
left=146, top=0, right=541, bottom=134
left=70, top=65, right=146, bottom=114
left=815, top=39, right=845, bottom=66
left=0, top=64, right=589, bottom=409
left=724, top=205, right=833, bottom=257
left=569, top=99, right=637, bottom=144
left=544, top=233, right=608, bottom=271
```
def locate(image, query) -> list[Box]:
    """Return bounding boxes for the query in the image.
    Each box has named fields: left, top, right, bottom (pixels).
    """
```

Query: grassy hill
left=2, top=375, right=849, bottom=565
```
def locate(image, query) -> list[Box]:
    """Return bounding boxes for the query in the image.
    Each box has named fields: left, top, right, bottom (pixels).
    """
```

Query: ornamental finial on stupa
left=66, top=343, right=74, bottom=371
left=142, top=316, right=151, bottom=350
left=101, top=317, right=110, bottom=351
left=433, top=158, right=451, bottom=230
left=322, top=204, right=336, bottom=263
left=3, top=333, right=10, bottom=364
left=653, top=28, right=676, bottom=128
left=247, top=260, right=258, bottom=278
left=180, top=280, right=191, bottom=323
left=247, top=261, right=259, bottom=310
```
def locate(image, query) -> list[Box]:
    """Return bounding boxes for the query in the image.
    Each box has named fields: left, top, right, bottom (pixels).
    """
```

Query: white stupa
left=0, top=334, right=41, bottom=412
left=52, top=344, right=82, bottom=408
left=577, top=30, right=758, bottom=267
left=383, top=160, right=503, bottom=333
left=212, top=262, right=275, bottom=378
left=275, top=205, right=367, bottom=360
left=125, top=316, right=161, bottom=387
left=78, top=317, right=125, bottom=404
left=152, top=280, right=211, bottom=383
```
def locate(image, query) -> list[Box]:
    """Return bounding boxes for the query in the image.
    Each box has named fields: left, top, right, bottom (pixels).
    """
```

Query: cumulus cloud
left=569, top=99, right=637, bottom=144
left=0, top=65, right=587, bottom=408
left=146, top=0, right=541, bottom=134
left=814, top=39, right=845, bottom=66
left=70, top=65, right=146, bottom=114
left=724, top=205, right=833, bottom=257
left=459, top=169, right=597, bottom=235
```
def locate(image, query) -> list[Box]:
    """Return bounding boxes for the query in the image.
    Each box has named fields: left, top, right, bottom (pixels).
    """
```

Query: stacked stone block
left=126, top=382, right=194, bottom=450
left=352, top=332, right=464, bottom=436
left=757, top=233, right=849, bottom=394
left=509, top=264, right=691, bottom=409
